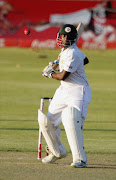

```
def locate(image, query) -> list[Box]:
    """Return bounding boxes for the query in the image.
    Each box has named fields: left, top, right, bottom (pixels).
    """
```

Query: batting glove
left=42, top=64, right=55, bottom=78
left=49, top=60, right=59, bottom=71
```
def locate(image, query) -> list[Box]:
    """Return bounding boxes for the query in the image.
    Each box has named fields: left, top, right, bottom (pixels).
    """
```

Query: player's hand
left=49, top=60, right=59, bottom=71
left=42, top=64, right=55, bottom=78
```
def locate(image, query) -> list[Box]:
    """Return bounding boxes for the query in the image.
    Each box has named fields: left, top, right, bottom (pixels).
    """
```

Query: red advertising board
left=0, top=0, right=116, bottom=49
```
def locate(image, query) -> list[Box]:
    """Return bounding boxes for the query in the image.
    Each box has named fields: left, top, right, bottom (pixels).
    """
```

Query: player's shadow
left=87, top=164, right=116, bottom=169
left=56, top=163, right=116, bottom=169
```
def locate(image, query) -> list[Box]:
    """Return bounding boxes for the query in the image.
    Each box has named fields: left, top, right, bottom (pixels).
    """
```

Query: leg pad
left=38, top=110, right=60, bottom=157
left=62, top=106, right=87, bottom=163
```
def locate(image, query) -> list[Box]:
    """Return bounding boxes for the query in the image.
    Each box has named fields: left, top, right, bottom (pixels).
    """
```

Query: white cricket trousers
left=47, top=84, right=92, bottom=154
left=47, top=84, right=91, bottom=126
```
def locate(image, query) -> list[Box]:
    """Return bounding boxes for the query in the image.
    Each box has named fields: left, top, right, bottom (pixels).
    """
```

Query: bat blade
left=76, top=22, right=84, bottom=42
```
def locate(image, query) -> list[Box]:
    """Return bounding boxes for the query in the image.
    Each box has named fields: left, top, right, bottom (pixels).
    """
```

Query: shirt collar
left=61, top=43, right=76, bottom=52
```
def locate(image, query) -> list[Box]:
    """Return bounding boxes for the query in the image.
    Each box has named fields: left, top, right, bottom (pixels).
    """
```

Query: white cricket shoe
left=42, top=150, right=68, bottom=164
left=71, top=161, right=87, bottom=168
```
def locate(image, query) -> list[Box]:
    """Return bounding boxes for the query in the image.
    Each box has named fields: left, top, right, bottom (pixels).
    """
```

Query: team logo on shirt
left=65, top=27, right=71, bottom=33
left=61, top=60, right=64, bottom=64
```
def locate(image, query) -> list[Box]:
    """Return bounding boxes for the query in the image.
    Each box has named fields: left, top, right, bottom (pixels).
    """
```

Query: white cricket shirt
left=59, top=43, right=89, bottom=88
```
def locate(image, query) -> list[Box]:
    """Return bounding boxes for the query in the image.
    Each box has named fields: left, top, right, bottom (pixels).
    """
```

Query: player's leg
left=62, top=106, right=87, bottom=168
left=38, top=110, right=60, bottom=157
left=47, top=112, right=68, bottom=154
left=61, top=86, right=91, bottom=168
left=40, top=86, right=68, bottom=164
left=39, top=112, right=68, bottom=164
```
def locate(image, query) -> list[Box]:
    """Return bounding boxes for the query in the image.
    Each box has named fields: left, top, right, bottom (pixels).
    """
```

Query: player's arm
left=52, top=57, right=89, bottom=79
left=42, top=64, right=70, bottom=80
left=52, top=70, right=70, bottom=80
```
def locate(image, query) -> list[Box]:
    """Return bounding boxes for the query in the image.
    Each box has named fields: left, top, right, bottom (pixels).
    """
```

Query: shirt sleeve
left=63, top=52, right=85, bottom=73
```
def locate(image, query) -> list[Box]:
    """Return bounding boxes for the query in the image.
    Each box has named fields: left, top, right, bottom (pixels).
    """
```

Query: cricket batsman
left=38, top=24, right=92, bottom=168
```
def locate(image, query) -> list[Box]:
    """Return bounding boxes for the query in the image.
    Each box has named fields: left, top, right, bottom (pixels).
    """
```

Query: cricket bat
left=76, top=22, right=84, bottom=42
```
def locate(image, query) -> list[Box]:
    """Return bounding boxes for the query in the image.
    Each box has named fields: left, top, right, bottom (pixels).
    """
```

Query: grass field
left=0, top=47, right=116, bottom=180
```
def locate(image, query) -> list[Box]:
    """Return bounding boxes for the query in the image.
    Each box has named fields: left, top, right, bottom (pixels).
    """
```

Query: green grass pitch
left=0, top=47, right=116, bottom=180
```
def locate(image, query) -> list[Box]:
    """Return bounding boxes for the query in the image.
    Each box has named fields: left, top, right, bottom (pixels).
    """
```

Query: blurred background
left=0, top=0, right=116, bottom=49
left=0, top=1, right=116, bottom=179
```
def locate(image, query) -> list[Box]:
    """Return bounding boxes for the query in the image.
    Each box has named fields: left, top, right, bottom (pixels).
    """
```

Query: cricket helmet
left=57, top=24, right=77, bottom=47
